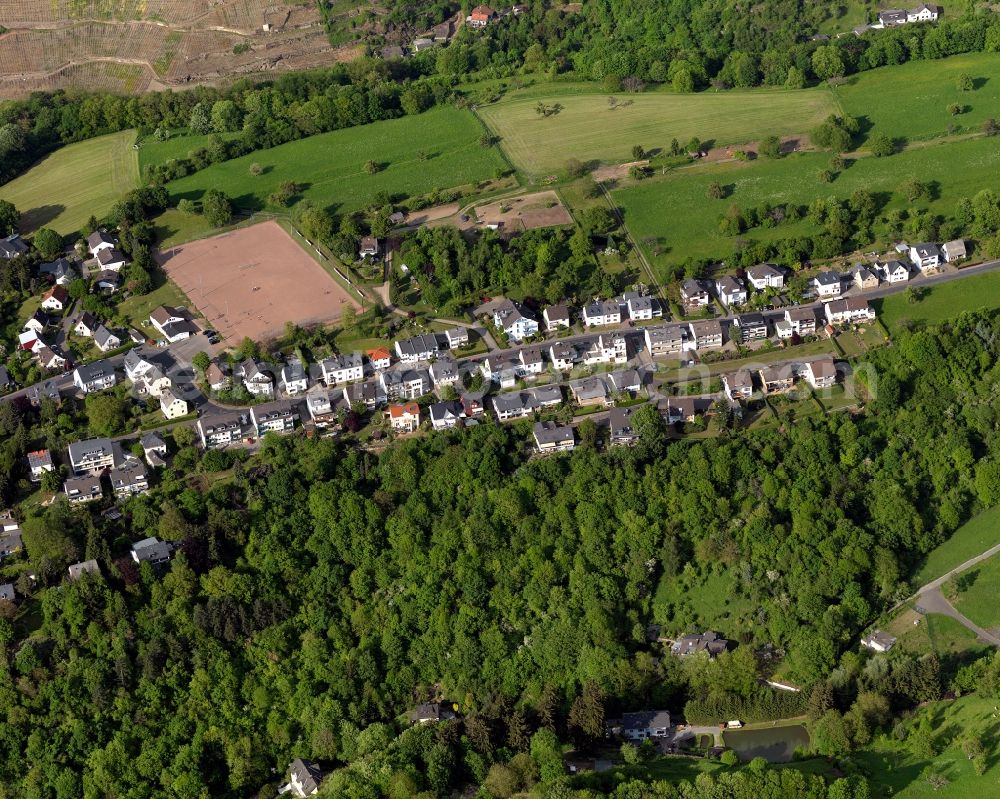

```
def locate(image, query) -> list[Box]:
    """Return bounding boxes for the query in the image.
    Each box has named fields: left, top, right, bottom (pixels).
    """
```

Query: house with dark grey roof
left=492, top=298, right=539, bottom=342
left=644, top=324, right=685, bottom=356
left=94, top=325, right=121, bottom=353
left=413, top=702, right=459, bottom=723
left=732, top=312, right=767, bottom=343
left=430, top=357, right=461, bottom=389
left=0, top=529, right=22, bottom=559
left=680, top=279, right=710, bottom=308
left=569, top=377, right=610, bottom=407
left=343, top=380, right=382, bottom=410
left=64, top=476, right=102, bottom=504
left=492, top=385, right=562, bottom=420
left=812, top=270, right=842, bottom=299
left=95, top=248, right=127, bottom=272
left=282, top=758, right=325, bottom=797
left=282, top=357, right=309, bottom=395
left=68, top=437, right=117, bottom=474
left=623, top=290, right=660, bottom=320
left=197, top=410, right=254, bottom=448
left=582, top=300, right=622, bottom=327
left=251, top=400, right=299, bottom=435
left=240, top=359, right=275, bottom=396
left=430, top=400, right=464, bottom=430
left=149, top=305, right=197, bottom=343
left=131, top=537, right=173, bottom=566
left=321, top=352, right=363, bottom=385
left=87, top=230, right=116, bottom=256
left=394, top=333, right=440, bottom=364
left=722, top=370, right=754, bottom=400
left=0, top=584, right=14, bottom=603
left=607, top=710, right=672, bottom=741
left=715, top=275, right=748, bottom=308
left=909, top=242, right=941, bottom=271
left=746, top=263, right=784, bottom=290
left=861, top=629, right=897, bottom=652
left=609, top=405, right=640, bottom=445
left=74, top=312, right=98, bottom=338
left=533, top=421, right=575, bottom=452
left=109, top=461, right=150, bottom=497
left=26, top=380, right=61, bottom=407
left=0, top=234, right=28, bottom=259
left=73, top=360, right=117, bottom=394
left=543, top=303, right=571, bottom=331
left=671, top=631, right=730, bottom=658
left=39, top=257, right=77, bottom=286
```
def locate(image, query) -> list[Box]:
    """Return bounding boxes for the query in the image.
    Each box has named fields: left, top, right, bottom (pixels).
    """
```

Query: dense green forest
left=0, top=308, right=999, bottom=796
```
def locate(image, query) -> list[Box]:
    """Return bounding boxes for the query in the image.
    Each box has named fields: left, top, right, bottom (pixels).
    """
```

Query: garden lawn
left=614, top=135, right=1000, bottom=277
left=117, top=277, right=192, bottom=335
left=948, top=551, right=1000, bottom=630
left=478, top=86, right=838, bottom=175
left=834, top=53, right=1000, bottom=143
left=0, top=130, right=138, bottom=236
left=164, top=107, right=507, bottom=218
left=894, top=611, right=988, bottom=659
left=877, top=270, right=1000, bottom=331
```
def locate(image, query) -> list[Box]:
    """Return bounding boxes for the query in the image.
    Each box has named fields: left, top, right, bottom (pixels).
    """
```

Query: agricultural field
left=877, top=269, right=1000, bottom=331
left=478, top=85, right=839, bottom=175
left=614, top=134, right=1000, bottom=276
left=947, top=552, right=1000, bottom=631
left=834, top=53, right=1000, bottom=143
left=163, top=107, right=508, bottom=218
left=0, top=130, right=139, bottom=236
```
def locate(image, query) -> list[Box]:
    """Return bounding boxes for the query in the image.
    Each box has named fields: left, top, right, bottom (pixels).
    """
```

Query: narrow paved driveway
left=916, top=586, right=1000, bottom=646
left=908, top=541, right=1000, bottom=647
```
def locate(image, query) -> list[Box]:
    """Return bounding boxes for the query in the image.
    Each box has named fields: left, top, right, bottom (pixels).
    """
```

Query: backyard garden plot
left=834, top=52, right=1000, bottom=142
left=614, top=135, right=1000, bottom=277
left=164, top=107, right=508, bottom=217
left=477, top=86, right=838, bottom=175
left=157, top=221, right=360, bottom=343
left=0, top=130, right=139, bottom=236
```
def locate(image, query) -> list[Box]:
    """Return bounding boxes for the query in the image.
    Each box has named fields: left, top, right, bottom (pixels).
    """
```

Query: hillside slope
left=0, top=0, right=360, bottom=98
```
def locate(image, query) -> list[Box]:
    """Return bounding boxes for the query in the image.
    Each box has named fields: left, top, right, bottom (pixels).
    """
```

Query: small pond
left=722, top=724, right=810, bottom=763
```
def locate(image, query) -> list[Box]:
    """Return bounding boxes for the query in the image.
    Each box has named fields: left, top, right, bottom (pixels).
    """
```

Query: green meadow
left=834, top=52, right=1000, bottom=142
left=0, top=130, right=138, bottom=236
left=478, top=85, right=838, bottom=175
left=948, top=551, right=1000, bottom=630
left=614, top=135, right=1000, bottom=276
left=878, top=270, right=1000, bottom=331
left=163, top=107, right=507, bottom=216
